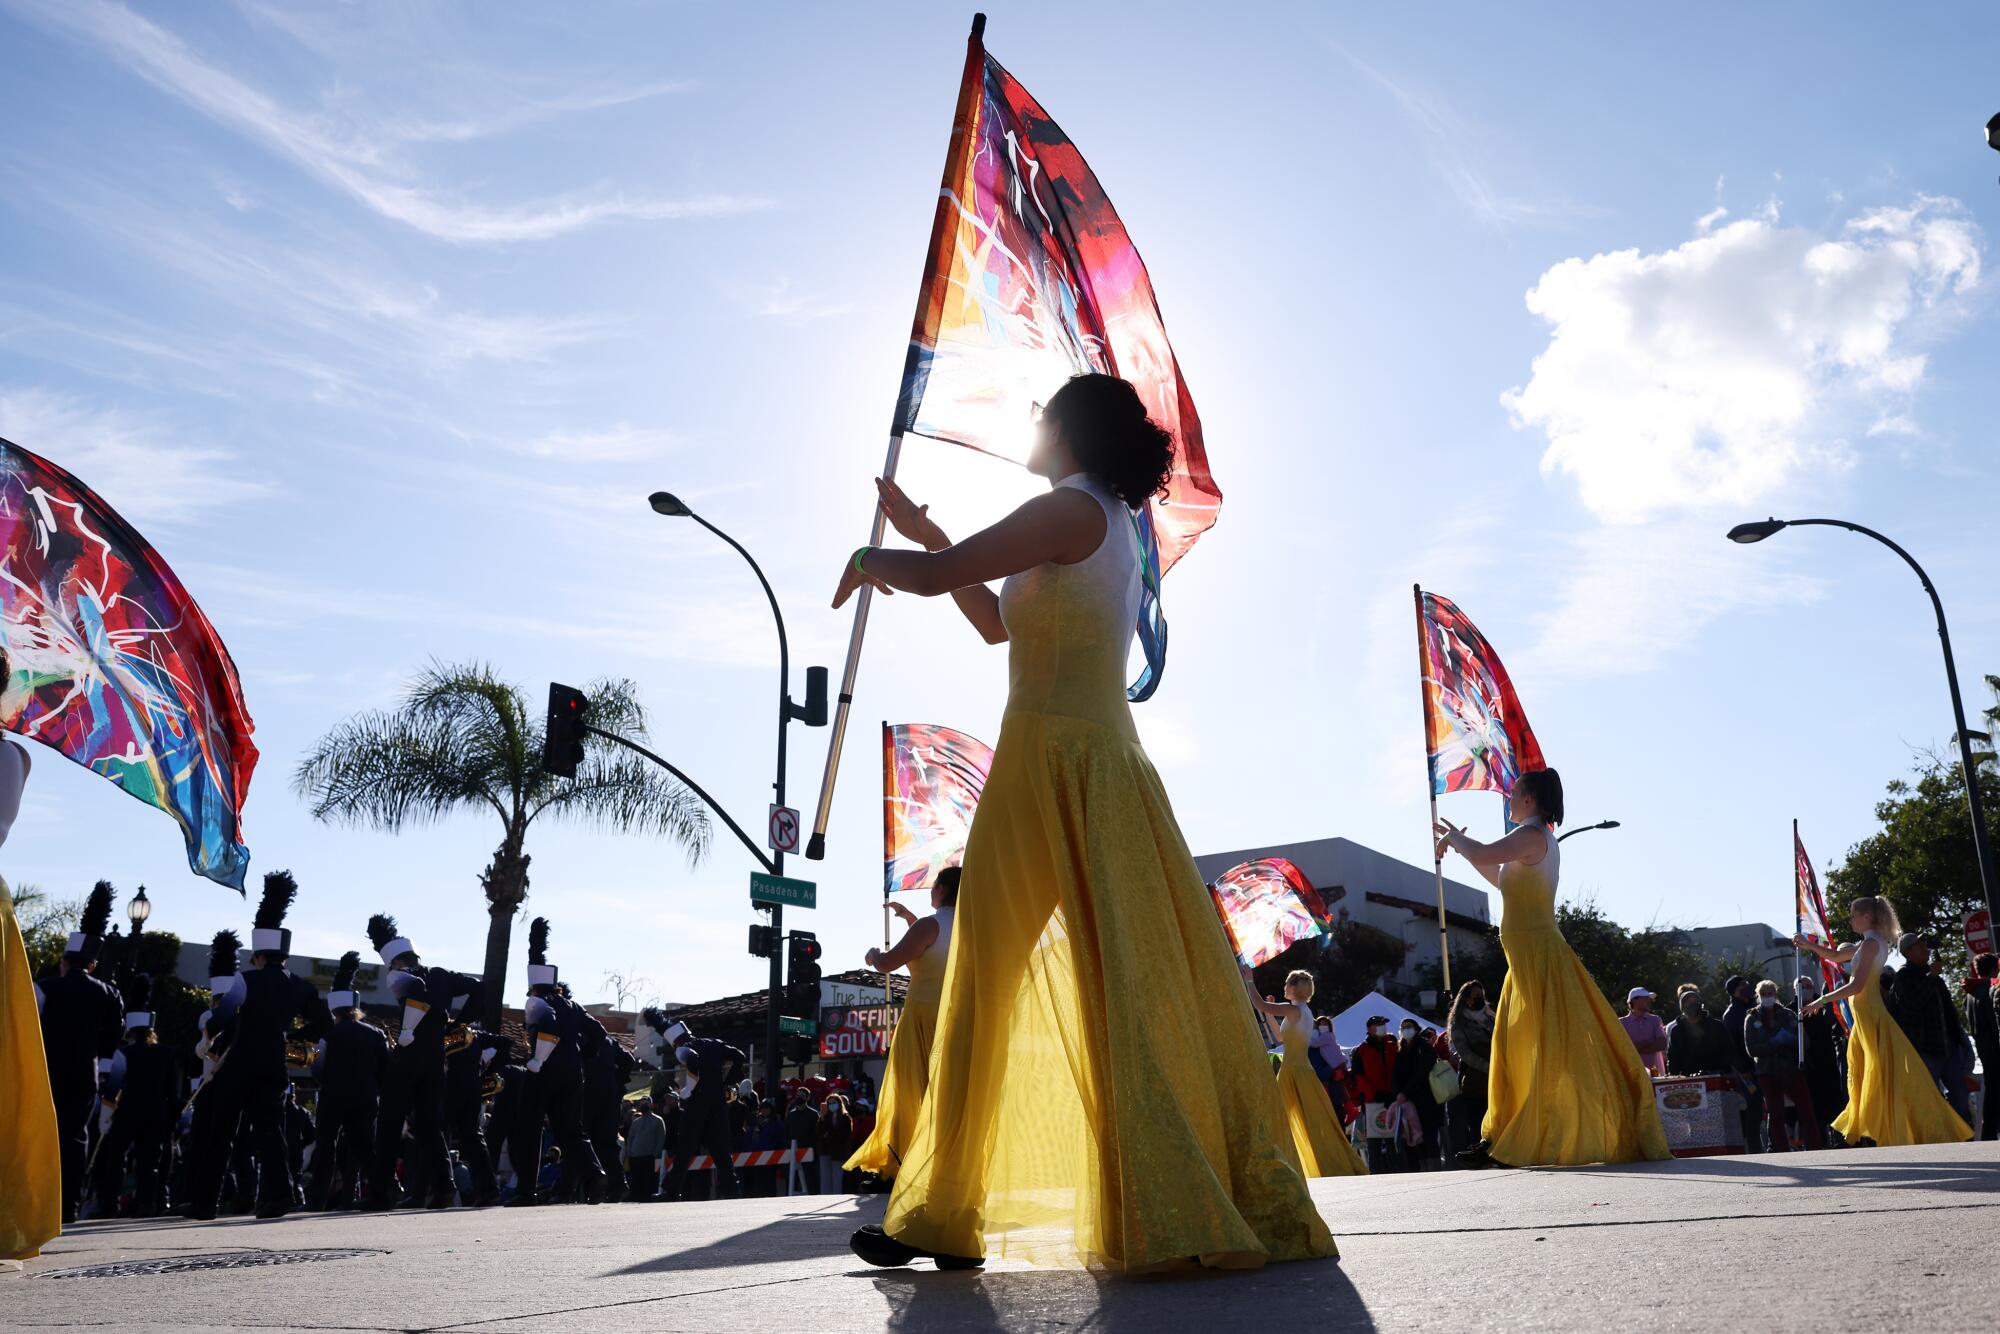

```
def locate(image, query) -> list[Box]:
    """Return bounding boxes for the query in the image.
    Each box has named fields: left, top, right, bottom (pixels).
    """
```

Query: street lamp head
left=1599, top=820, right=1621, bottom=830
left=1727, top=518, right=1788, bottom=545
left=127, top=886, right=151, bottom=926
left=1987, top=112, right=2000, bottom=152
left=648, top=491, right=690, bottom=518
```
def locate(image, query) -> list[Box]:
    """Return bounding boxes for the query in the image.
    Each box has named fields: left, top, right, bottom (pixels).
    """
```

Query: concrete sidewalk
left=8, top=1142, right=1994, bottom=1332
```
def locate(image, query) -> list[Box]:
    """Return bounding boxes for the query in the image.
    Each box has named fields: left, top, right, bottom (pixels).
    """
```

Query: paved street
left=7, top=1142, right=1994, bottom=1333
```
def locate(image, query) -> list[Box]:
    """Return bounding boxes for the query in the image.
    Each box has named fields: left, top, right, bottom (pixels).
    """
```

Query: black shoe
left=503, top=1193, right=539, bottom=1208
left=425, top=1186, right=456, bottom=1210
left=850, top=1224, right=983, bottom=1271
left=255, top=1201, right=290, bottom=1220
left=179, top=1203, right=218, bottom=1222
left=1455, top=1140, right=1497, bottom=1169
left=1854, top=1136, right=1878, bottom=1149
left=469, top=1189, right=500, bottom=1209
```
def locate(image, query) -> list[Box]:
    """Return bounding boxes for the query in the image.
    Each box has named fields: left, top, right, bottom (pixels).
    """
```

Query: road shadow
left=1582, top=1147, right=2000, bottom=1198
left=868, top=1256, right=1373, bottom=1333
left=603, top=1196, right=876, bottom=1276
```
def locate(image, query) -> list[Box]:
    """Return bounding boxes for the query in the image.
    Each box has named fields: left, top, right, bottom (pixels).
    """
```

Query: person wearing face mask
left=1435, top=768, right=1670, bottom=1167
left=1446, top=981, right=1493, bottom=1165
left=1351, top=1015, right=1401, bottom=1174
left=1391, top=1019, right=1443, bottom=1170
left=1743, top=979, right=1821, bottom=1151
left=1666, top=989, right=1733, bottom=1077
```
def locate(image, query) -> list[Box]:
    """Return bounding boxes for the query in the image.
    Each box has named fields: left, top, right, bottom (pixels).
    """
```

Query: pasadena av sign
left=817, top=1004, right=902, bottom=1060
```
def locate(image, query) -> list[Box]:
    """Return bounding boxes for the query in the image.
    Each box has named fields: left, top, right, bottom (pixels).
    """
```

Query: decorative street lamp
left=126, top=885, right=151, bottom=929
left=1556, top=819, right=1622, bottom=844
left=1726, top=517, right=2000, bottom=927
left=647, top=491, right=828, bottom=1094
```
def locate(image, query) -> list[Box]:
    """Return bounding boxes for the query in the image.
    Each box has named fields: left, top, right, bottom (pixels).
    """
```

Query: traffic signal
left=543, top=683, right=587, bottom=778
left=748, top=924, right=777, bottom=959
left=786, top=1033, right=817, bottom=1067
left=784, top=931, right=821, bottom=1017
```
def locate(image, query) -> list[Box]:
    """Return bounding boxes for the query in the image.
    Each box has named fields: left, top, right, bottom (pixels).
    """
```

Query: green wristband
left=852, top=546, right=875, bottom=574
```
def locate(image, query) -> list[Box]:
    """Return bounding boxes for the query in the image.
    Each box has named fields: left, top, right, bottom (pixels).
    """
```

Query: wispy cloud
left=734, top=278, right=857, bottom=325
left=1328, top=42, right=1603, bottom=229
left=0, top=387, right=275, bottom=525
left=510, top=424, right=681, bottom=462
left=5, top=0, right=765, bottom=244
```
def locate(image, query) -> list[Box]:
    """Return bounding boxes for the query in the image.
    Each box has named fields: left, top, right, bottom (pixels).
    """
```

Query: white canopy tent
left=1327, top=990, right=1445, bottom=1051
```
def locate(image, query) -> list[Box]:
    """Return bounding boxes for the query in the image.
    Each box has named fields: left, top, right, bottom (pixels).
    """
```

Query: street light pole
left=1728, top=517, right=2000, bottom=928
left=1556, top=820, right=1622, bottom=844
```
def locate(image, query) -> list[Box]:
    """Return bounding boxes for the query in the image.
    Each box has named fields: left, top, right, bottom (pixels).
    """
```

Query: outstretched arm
left=866, top=917, right=939, bottom=974
left=1805, top=938, right=1877, bottom=1013
left=1434, top=820, right=1549, bottom=871
left=1792, top=934, right=1860, bottom=964
left=833, top=488, right=1106, bottom=626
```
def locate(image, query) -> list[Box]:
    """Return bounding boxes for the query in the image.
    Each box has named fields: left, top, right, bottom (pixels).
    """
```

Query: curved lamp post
left=650, top=491, right=827, bottom=1094
left=1727, top=517, right=1999, bottom=927
left=1556, top=819, right=1621, bottom=844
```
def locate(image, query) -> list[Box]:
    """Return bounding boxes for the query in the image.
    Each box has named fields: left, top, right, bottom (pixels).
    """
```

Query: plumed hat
left=67, top=880, right=115, bottom=961
left=367, top=913, right=415, bottom=967
left=207, top=929, right=241, bottom=993
left=251, top=869, right=297, bottom=957
left=327, top=949, right=362, bottom=1010
left=122, top=970, right=153, bottom=1030
left=526, top=916, right=557, bottom=987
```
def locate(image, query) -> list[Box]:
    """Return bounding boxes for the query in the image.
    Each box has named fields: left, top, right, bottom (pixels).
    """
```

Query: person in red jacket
left=1350, top=1016, right=1400, bottom=1173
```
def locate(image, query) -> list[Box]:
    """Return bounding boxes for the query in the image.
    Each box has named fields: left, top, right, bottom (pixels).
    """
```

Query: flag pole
left=806, top=12, right=988, bottom=861
left=880, top=722, right=894, bottom=995
left=1414, top=584, right=1453, bottom=995
left=1793, top=819, right=1805, bottom=1065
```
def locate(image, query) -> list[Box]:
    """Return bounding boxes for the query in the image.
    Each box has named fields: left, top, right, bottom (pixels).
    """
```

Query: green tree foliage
left=13, top=883, right=77, bottom=979
left=295, top=662, right=711, bottom=1027
left=1825, top=751, right=2000, bottom=980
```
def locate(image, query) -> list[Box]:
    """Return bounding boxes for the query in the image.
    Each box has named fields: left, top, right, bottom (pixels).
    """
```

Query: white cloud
left=5, top=0, right=765, bottom=244
left=1503, top=195, right=1981, bottom=524
left=736, top=279, right=857, bottom=325
left=0, top=388, right=274, bottom=525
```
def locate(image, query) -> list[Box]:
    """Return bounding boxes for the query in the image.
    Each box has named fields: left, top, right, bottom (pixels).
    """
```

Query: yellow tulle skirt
left=1, top=878, right=60, bottom=1259
left=846, top=995, right=938, bottom=1179
left=1833, top=976, right=1973, bottom=1147
left=1484, top=916, right=1671, bottom=1167
left=1277, top=1045, right=1367, bottom=1177
left=881, top=710, right=1335, bottom=1270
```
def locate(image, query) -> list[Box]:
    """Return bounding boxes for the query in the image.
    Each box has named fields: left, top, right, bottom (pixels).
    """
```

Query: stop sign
left=1967, top=909, right=1995, bottom=958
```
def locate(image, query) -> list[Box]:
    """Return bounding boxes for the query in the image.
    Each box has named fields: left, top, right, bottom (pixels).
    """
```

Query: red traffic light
left=542, top=682, right=589, bottom=778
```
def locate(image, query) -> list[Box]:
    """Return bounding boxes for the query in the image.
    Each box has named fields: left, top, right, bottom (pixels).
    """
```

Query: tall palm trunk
left=478, top=834, right=531, bottom=1030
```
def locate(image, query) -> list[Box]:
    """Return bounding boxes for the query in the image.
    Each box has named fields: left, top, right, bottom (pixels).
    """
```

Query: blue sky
left=3, top=0, right=1997, bottom=1010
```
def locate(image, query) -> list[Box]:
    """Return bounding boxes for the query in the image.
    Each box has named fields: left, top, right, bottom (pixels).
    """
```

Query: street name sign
left=750, top=872, right=816, bottom=910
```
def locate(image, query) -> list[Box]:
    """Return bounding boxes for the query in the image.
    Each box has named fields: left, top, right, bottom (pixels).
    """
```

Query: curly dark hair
left=1042, top=373, right=1173, bottom=510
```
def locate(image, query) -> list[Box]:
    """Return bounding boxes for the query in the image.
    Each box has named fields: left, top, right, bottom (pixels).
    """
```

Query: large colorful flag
left=883, top=722, right=992, bottom=897
left=1208, top=857, right=1335, bottom=968
left=1416, top=587, right=1545, bottom=796
left=893, top=18, right=1219, bottom=700
left=0, top=439, right=257, bottom=889
left=1794, top=826, right=1849, bottom=1029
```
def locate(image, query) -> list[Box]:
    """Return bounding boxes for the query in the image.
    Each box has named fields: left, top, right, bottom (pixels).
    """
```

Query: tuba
left=443, top=1020, right=475, bottom=1055
left=480, top=1073, right=502, bottom=1100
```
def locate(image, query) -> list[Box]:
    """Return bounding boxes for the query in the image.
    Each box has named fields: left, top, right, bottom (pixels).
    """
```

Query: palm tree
left=294, top=662, right=710, bottom=1028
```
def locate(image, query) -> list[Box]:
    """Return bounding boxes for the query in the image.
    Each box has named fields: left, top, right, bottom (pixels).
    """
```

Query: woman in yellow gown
left=1244, top=969, right=1368, bottom=1177
left=0, top=723, right=59, bottom=1261
left=846, top=868, right=958, bottom=1179
left=835, top=374, right=1334, bottom=1272
left=1796, top=897, right=1972, bottom=1147
left=1436, top=769, right=1671, bottom=1167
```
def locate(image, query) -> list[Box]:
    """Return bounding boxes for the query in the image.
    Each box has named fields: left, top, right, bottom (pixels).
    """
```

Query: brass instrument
left=285, top=1036, right=317, bottom=1069
left=480, top=1073, right=502, bottom=1100
left=443, top=1020, right=475, bottom=1055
